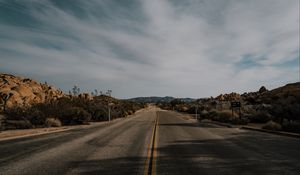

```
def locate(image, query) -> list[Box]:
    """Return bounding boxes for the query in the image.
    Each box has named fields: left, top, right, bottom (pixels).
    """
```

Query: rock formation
left=215, top=92, right=241, bottom=101
left=0, top=74, right=64, bottom=110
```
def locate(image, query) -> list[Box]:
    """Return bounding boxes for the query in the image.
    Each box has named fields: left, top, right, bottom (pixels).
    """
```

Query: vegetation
left=1, top=94, right=144, bottom=130
left=157, top=87, right=300, bottom=130
left=262, top=121, right=282, bottom=131
left=45, top=118, right=62, bottom=127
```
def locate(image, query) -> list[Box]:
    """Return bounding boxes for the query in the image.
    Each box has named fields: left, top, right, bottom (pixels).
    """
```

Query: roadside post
left=108, top=104, right=111, bottom=122
left=231, top=101, right=241, bottom=119
left=195, top=104, right=199, bottom=120
left=108, top=102, right=114, bottom=122
left=106, top=90, right=112, bottom=122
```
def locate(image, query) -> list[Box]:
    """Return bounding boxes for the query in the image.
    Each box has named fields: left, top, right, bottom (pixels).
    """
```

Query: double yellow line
left=144, top=112, right=159, bottom=175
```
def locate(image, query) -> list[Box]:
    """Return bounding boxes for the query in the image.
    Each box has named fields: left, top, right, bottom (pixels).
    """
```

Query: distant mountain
left=128, top=96, right=196, bottom=103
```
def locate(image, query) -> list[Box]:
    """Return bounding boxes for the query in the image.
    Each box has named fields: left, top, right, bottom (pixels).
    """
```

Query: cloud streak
left=0, top=0, right=299, bottom=98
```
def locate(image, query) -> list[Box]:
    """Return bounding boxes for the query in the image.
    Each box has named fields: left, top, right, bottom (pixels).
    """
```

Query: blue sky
left=0, top=0, right=299, bottom=98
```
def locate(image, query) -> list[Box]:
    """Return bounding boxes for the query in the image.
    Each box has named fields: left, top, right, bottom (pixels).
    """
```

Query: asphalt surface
left=156, top=110, right=300, bottom=175
left=0, top=108, right=300, bottom=175
left=0, top=108, right=157, bottom=175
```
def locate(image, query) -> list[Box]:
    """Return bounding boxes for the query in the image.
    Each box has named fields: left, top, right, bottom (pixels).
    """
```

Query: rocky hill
left=214, top=83, right=300, bottom=105
left=257, top=82, right=300, bottom=104
left=0, top=73, right=144, bottom=130
left=0, top=73, right=63, bottom=111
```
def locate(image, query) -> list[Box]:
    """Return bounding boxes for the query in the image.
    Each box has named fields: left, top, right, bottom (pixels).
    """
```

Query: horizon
left=1, top=0, right=299, bottom=98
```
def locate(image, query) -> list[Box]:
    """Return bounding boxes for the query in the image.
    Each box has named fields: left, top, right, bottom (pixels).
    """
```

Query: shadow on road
left=159, top=122, right=220, bottom=128
left=156, top=131, right=300, bottom=175
left=69, top=130, right=300, bottom=175
left=70, top=156, right=145, bottom=175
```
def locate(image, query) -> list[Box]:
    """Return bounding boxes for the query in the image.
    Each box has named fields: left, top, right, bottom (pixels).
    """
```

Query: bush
left=230, top=117, right=249, bottom=125
left=213, top=110, right=237, bottom=123
left=91, top=108, right=107, bottom=121
left=5, top=106, right=27, bottom=120
left=26, top=108, right=46, bottom=126
left=200, top=110, right=209, bottom=119
left=247, top=111, right=272, bottom=123
left=262, top=121, right=282, bottom=131
left=282, top=122, right=300, bottom=134
left=4, top=106, right=46, bottom=126
left=208, top=109, right=217, bottom=118
left=45, top=118, right=62, bottom=127
left=5, top=120, right=33, bottom=129
left=0, top=114, right=5, bottom=130
left=59, top=107, right=91, bottom=125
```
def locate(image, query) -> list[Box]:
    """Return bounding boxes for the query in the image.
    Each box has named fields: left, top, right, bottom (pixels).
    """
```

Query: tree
left=106, top=90, right=112, bottom=96
left=94, top=89, right=98, bottom=96
left=170, top=98, right=183, bottom=110
left=72, top=85, right=80, bottom=96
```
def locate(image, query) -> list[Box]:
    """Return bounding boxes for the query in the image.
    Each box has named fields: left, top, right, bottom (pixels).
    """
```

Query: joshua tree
left=72, top=85, right=80, bottom=96
left=94, top=89, right=98, bottom=96
left=106, top=90, right=112, bottom=97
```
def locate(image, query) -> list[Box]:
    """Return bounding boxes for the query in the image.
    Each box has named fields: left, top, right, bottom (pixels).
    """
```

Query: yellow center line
left=144, top=111, right=159, bottom=175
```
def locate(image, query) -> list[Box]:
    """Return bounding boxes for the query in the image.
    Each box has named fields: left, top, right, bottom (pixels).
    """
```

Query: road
left=0, top=107, right=299, bottom=175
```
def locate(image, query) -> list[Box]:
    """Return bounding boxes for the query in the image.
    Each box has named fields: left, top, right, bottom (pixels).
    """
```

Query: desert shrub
left=208, top=110, right=248, bottom=124
left=282, top=122, right=300, bottom=134
left=26, top=107, right=46, bottom=126
left=127, top=110, right=133, bottom=115
left=86, top=104, right=107, bottom=121
left=230, top=117, right=249, bottom=125
left=59, top=107, right=91, bottom=125
left=2, top=95, right=144, bottom=129
left=269, top=97, right=300, bottom=124
left=91, top=108, right=107, bottom=121
left=4, top=106, right=27, bottom=120
left=247, top=111, right=272, bottom=123
left=5, top=120, right=33, bottom=129
left=213, top=110, right=237, bottom=123
left=208, top=109, right=217, bottom=118
left=45, top=118, right=62, bottom=127
left=200, top=119, right=212, bottom=122
left=0, top=114, right=5, bottom=130
left=262, top=121, right=282, bottom=131
left=5, top=106, right=46, bottom=126
left=200, top=110, right=209, bottom=118
left=184, top=106, right=194, bottom=114
left=200, top=110, right=209, bottom=119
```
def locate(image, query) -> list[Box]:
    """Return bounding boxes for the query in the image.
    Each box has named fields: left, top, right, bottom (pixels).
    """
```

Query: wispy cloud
left=0, top=0, right=299, bottom=98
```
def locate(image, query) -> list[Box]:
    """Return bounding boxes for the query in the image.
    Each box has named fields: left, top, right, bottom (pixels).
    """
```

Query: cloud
left=0, top=0, right=299, bottom=98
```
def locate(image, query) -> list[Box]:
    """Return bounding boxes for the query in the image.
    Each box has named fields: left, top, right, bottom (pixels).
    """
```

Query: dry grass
left=45, top=118, right=62, bottom=127
left=262, top=120, right=282, bottom=131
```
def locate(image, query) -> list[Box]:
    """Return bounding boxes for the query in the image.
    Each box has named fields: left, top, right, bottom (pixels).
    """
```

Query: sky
left=0, top=0, right=299, bottom=98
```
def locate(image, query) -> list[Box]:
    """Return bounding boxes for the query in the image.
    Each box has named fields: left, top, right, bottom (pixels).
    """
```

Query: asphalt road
left=0, top=108, right=299, bottom=175
left=156, top=110, right=300, bottom=175
left=0, top=108, right=157, bottom=175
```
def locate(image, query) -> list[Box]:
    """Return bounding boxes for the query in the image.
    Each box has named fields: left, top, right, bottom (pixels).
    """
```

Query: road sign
left=231, top=101, right=241, bottom=108
left=231, top=101, right=242, bottom=119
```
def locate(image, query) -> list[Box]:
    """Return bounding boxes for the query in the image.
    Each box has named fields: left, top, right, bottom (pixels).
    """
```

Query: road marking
left=144, top=112, right=159, bottom=175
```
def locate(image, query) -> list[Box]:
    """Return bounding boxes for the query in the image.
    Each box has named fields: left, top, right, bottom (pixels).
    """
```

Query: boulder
left=0, top=73, right=64, bottom=109
left=259, top=86, right=268, bottom=93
